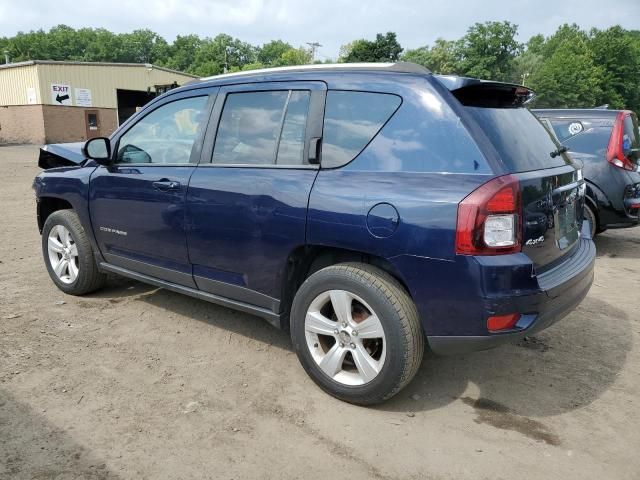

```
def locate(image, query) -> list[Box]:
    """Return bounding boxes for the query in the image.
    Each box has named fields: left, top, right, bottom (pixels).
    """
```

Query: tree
left=402, top=38, right=459, bottom=73
left=456, top=21, right=522, bottom=81
left=274, top=47, right=312, bottom=66
left=528, top=37, right=604, bottom=108
left=341, top=32, right=402, bottom=63
left=258, top=40, right=293, bottom=65
left=120, top=29, right=169, bottom=63
left=163, top=34, right=202, bottom=72
left=589, top=26, right=640, bottom=111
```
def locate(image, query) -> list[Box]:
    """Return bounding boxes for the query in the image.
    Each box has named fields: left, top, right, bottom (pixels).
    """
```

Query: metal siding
left=0, top=65, right=41, bottom=106
left=38, top=64, right=195, bottom=108
left=0, top=63, right=194, bottom=108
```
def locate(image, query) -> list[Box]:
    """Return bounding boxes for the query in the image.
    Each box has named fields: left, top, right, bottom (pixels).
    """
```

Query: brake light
left=455, top=175, right=522, bottom=255
left=607, top=112, right=635, bottom=171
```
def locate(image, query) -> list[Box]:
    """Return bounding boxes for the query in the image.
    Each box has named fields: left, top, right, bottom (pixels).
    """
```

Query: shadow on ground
left=381, top=296, right=630, bottom=418
left=80, top=232, right=633, bottom=420
left=595, top=230, right=640, bottom=259
left=0, top=389, right=119, bottom=479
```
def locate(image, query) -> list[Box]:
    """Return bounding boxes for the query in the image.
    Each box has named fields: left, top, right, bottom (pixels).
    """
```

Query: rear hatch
left=437, top=76, right=584, bottom=272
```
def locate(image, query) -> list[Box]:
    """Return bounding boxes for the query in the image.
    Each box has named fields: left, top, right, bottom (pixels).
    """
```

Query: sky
left=1, top=0, right=639, bottom=59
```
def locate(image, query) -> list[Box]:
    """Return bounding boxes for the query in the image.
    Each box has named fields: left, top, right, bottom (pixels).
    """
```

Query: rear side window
left=322, top=91, right=401, bottom=168
left=466, top=107, right=570, bottom=172
left=213, top=90, right=310, bottom=166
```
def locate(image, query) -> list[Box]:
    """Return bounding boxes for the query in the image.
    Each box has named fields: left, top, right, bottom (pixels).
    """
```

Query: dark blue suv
left=34, top=63, right=595, bottom=404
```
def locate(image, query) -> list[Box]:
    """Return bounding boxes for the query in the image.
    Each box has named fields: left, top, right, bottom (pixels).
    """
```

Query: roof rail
left=198, top=61, right=430, bottom=81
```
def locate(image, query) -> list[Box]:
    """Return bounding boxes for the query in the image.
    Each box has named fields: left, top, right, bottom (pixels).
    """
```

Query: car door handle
left=152, top=180, right=181, bottom=191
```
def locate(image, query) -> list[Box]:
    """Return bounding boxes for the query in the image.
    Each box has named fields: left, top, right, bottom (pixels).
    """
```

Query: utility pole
left=521, top=72, right=530, bottom=87
left=3, top=50, right=9, bottom=65
left=306, top=42, right=322, bottom=64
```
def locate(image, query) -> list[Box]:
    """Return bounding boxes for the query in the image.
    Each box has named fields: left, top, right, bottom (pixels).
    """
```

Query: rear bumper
left=428, top=234, right=596, bottom=355
left=598, top=174, right=640, bottom=229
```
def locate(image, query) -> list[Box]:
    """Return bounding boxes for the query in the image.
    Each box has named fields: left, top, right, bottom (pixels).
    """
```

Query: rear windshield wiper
left=550, top=145, right=569, bottom=158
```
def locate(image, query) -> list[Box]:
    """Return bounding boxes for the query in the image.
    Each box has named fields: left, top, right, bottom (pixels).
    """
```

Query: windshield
left=466, top=107, right=573, bottom=173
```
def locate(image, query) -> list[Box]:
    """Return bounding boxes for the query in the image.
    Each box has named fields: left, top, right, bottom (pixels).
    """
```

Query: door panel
left=187, top=168, right=319, bottom=299
left=89, top=91, right=215, bottom=287
left=90, top=165, right=197, bottom=286
left=186, top=82, right=325, bottom=306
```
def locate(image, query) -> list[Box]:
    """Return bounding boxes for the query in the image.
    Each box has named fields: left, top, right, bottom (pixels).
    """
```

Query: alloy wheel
left=304, top=289, right=386, bottom=386
left=47, top=225, right=79, bottom=284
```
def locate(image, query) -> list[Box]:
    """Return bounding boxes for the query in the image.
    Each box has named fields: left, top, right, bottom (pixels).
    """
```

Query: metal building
left=0, top=60, right=197, bottom=144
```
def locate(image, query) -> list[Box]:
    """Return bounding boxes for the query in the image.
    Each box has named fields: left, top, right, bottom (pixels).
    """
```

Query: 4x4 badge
left=525, top=235, right=545, bottom=246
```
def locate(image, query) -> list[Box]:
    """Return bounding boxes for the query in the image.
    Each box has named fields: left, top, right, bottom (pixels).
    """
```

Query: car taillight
left=607, top=112, right=636, bottom=171
left=455, top=174, right=522, bottom=255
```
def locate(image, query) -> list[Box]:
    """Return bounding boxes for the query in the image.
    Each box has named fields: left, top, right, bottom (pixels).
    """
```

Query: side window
left=322, top=91, right=401, bottom=168
left=213, top=90, right=311, bottom=166
left=277, top=91, right=311, bottom=165
left=117, top=96, right=208, bottom=164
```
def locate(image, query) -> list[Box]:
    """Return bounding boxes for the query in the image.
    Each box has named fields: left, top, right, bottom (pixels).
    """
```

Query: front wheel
left=42, top=209, right=106, bottom=295
left=290, top=263, right=424, bottom=405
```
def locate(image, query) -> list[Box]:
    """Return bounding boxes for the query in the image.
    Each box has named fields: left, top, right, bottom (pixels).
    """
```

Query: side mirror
left=82, top=137, right=112, bottom=165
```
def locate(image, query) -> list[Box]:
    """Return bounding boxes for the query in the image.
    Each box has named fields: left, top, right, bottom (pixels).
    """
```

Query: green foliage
left=402, top=39, right=459, bottom=73
left=2, top=23, right=640, bottom=111
left=258, top=40, right=293, bottom=65
left=528, top=35, right=604, bottom=108
left=589, top=26, right=640, bottom=111
left=340, top=32, right=402, bottom=62
left=456, top=21, right=522, bottom=81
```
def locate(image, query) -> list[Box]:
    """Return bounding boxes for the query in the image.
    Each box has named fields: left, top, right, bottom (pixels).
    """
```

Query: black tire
left=584, top=204, right=599, bottom=238
left=42, top=209, right=106, bottom=295
left=290, top=263, right=424, bottom=405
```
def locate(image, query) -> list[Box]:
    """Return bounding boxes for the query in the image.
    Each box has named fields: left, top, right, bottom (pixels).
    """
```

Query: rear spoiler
left=38, top=142, right=87, bottom=170
left=435, top=75, right=535, bottom=108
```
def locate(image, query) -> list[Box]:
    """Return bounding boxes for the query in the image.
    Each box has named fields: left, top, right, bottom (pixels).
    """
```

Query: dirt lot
left=1, top=144, right=639, bottom=480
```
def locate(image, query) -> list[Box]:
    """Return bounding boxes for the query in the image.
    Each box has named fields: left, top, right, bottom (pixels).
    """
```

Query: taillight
left=607, top=112, right=635, bottom=171
left=455, top=174, right=522, bottom=255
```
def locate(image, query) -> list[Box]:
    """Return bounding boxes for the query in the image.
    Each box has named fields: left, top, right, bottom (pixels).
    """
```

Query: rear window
left=322, top=91, right=401, bottom=168
left=466, top=107, right=571, bottom=172
left=549, top=120, right=588, bottom=142
left=562, top=127, right=611, bottom=156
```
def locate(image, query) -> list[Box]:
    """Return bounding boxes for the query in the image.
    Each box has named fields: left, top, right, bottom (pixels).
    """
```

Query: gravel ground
left=1, top=144, right=639, bottom=480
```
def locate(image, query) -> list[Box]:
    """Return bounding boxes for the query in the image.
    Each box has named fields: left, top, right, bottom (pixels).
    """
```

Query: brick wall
left=42, top=106, right=118, bottom=143
left=0, top=105, right=46, bottom=144
left=0, top=105, right=118, bottom=145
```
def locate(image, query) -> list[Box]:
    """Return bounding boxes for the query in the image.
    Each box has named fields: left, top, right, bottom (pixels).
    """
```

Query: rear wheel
left=290, top=263, right=424, bottom=405
left=42, top=209, right=106, bottom=295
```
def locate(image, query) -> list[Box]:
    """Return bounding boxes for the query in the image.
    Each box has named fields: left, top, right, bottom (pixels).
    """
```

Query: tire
left=290, top=262, right=424, bottom=405
left=42, top=209, right=106, bottom=295
left=584, top=204, right=598, bottom=238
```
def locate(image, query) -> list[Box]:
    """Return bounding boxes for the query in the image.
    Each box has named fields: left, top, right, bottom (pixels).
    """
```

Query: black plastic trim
left=103, top=253, right=197, bottom=289
left=194, top=275, right=280, bottom=312
left=99, top=262, right=282, bottom=327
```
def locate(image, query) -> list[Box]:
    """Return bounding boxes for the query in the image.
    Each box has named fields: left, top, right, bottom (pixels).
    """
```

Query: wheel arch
left=279, top=245, right=412, bottom=330
left=37, top=196, right=74, bottom=233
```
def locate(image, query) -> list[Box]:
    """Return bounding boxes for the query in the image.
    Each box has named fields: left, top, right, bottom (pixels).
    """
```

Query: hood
left=38, top=142, right=87, bottom=169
